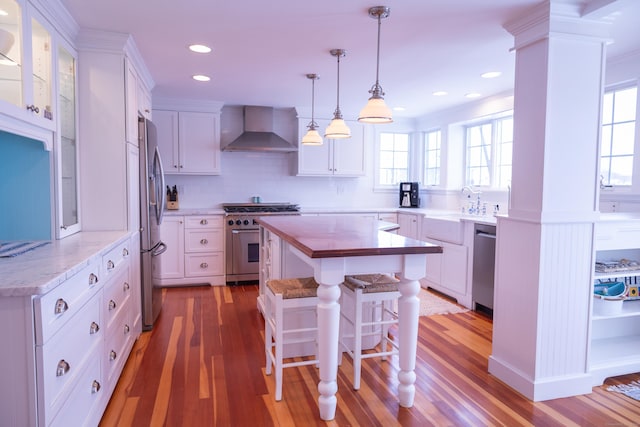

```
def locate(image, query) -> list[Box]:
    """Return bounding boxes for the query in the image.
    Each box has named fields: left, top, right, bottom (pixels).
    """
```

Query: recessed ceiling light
left=393, top=106, right=406, bottom=112
left=432, top=91, right=448, bottom=96
left=192, top=74, right=211, bottom=82
left=465, top=92, right=482, bottom=98
left=189, top=44, right=212, bottom=53
left=481, top=71, right=502, bottom=79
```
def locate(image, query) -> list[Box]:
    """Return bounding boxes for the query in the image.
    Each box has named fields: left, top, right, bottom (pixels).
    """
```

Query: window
left=423, top=130, right=441, bottom=186
left=465, top=114, right=513, bottom=188
left=378, top=132, right=409, bottom=185
left=601, top=85, right=637, bottom=186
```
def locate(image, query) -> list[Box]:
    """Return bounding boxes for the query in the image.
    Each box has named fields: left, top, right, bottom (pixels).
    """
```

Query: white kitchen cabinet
left=125, top=57, right=152, bottom=146
left=0, top=233, right=140, bottom=427
left=297, top=118, right=365, bottom=177
left=156, top=214, right=225, bottom=286
left=397, top=212, right=420, bottom=238
left=589, top=218, right=640, bottom=385
left=422, top=238, right=468, bottom=302
left=153, top=109, right=221, bottom=175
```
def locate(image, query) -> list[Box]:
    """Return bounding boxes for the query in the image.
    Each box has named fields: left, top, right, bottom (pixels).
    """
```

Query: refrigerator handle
left=153, top=146, right=166, bottom=225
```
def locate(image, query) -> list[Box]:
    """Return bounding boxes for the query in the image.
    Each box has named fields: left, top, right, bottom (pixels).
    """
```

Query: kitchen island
left=256, top=215, right=442, bottom=420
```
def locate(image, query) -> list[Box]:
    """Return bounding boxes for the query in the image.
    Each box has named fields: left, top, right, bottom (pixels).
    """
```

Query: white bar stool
left=339, top=273, right=400, bottom=390
left=264, top=277, right=319, bottom=401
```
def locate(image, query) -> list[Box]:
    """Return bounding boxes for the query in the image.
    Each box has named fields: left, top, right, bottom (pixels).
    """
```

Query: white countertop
left=0, top=231, right=129, bottom=297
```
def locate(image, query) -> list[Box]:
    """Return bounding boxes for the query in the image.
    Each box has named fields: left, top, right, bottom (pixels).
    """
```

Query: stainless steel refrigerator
left=139, top=117, right=167, bottom=330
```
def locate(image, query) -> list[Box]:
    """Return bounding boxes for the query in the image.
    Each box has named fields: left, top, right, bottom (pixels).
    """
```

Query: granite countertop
left=0, top=231, right=129, bottom=297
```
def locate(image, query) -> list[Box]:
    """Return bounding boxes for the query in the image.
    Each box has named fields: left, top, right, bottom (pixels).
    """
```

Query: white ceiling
left=59, top=0, right=640, bottom=120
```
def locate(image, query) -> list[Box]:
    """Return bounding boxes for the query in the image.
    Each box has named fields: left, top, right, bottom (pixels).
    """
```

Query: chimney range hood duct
left=222, top=106, right=297, bottom=152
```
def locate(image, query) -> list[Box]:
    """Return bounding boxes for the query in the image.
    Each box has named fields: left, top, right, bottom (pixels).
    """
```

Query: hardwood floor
left=100, top=285, right=640, bottom=426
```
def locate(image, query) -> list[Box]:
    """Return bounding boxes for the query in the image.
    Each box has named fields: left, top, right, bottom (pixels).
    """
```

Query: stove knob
left=253, top=219, right=258, bottom=225
left=243, top=219, right=249, bottom=226
left=235, top=219, right=242, bottom=226
left=227, top=220, right=234, bottom=226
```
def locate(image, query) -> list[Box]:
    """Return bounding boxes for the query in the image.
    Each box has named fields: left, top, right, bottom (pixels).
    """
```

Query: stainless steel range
left=223, top=203, right=300, bottom=284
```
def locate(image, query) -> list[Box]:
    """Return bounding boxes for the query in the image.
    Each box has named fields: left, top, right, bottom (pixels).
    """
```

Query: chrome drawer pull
left=91, top=380, right=101, bottom=394
left=124, top=324, right=130, bottom=334
left=200, top=262, right=208, bottom=269
left=90, top=322, right=100, bottom=335
left=108, top=300, right=117, bottom=311
left=200, top=219, right=208, bottom=225
left=109, top=350, right=117, bottom=361
left=56, top=360, right=70, bottom=377
left=54, top=298, right=68, bottom=315
left=89, top=273, right=99, bottom=285
left=200, top=238, right=208, bottom=245
left=122, top=248, right=129, bottom=257
left=123, top=281, right=130, bottom=291
left=107, top=260, right=115, bottom=270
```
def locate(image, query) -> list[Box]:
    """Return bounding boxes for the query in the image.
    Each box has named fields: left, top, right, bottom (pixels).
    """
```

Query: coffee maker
left=399, top=182, right=419, bottom=207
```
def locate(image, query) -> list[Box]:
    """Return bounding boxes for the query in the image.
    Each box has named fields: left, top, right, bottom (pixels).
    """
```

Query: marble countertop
left=0, top=231, right=129, bottom=297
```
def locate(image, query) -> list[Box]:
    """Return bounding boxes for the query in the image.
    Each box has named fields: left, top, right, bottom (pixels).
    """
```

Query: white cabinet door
left=125, top=59, right=139, bottom=145
left=155, top=216, right=184, bottom=279
left=440, top=242, right=468, bottom=295
left=154, top=110, right=180, bottom=173
left=332, top=123, right=365, bottom=176
left=398, top=213, right=420, bottom=239
left=178, top=112, right=220, bottom=174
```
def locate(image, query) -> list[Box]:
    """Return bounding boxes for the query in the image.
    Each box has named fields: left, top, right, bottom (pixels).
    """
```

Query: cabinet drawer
left=104, top=301, right=134, bottom=385
left=34, top=261, right=101, bottom=345
left=103, top=265, right=131, bottom=331
left=185, top=215, right=222, bottom=229
left=49, top=353, right=103, bottom=427
left=185, top=229, right=223, bottom=252
left=37, top=291, right=103, bottom=421
left=102, top=238, right=131, bottom=278
left=596, top=221, right=640, bottom=250
left=185, top=253, right=224, bottom=277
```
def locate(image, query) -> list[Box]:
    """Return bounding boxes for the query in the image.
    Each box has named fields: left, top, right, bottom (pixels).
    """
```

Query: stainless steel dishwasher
left=472, top=223, right=497, bottom=315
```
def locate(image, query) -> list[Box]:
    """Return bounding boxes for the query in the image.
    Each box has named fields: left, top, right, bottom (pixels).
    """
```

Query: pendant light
left=325, top=49, right=351, bottom=139
left=302, top=74, right=323, bottom=145
left=358, top=6, right=393, bottom=124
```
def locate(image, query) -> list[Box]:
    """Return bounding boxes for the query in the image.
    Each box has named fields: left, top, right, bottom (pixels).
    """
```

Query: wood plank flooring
left=100, top=285, right=640, bottom=426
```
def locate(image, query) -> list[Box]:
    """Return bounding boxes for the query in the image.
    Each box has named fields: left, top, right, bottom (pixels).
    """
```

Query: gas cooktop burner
left=222, top=203, right=300, bottom=214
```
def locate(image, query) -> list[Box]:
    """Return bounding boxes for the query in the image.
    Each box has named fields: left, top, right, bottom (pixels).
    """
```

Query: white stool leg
left=265, top=294, right=273, bottom=375
left=353, top=288, right=363, bottom=390
left=380, top=299, right=389, bottom=361
left=274, top=294, right=284, bottom=401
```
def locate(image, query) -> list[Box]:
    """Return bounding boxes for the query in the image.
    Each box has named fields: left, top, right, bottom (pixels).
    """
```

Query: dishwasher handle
left=476, top=231, right=496, bottom=239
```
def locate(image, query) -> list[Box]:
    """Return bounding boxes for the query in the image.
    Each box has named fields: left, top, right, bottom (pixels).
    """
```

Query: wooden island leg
left=316, top=276, right=342, bottom=420
left=397, top=277, right=421, bottom=407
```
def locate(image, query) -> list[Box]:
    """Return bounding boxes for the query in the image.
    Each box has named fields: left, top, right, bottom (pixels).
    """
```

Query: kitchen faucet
left=461, top=186, right=482, bottom=215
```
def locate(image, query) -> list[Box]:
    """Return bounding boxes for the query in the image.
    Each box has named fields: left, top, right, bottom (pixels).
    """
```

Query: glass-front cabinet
left=56, top=43, right=79, bottom=237
left=0, top=0, right=54, bottom=128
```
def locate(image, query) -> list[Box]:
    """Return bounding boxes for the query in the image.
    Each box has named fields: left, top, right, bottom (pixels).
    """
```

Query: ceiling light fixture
left=481, top=71, right=501, bottom=79
left=325, top=49, right=351, bottom=139
left=302, top=73, right=322, bottom=146
left=189, top=44, right=212, bottom=54
left=465, top=92, right=481, bottom=98
left=358, top=6, right=393, bottom=124
left=432, top=91, right=448, bottom=96
left=192, top=74, right=210, bottom=82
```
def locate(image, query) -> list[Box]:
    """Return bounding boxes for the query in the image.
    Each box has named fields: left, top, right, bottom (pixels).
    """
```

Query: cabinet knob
left=108, top=300, right=117, bottom=311
left=56, top=360, right=70, bottom=377
left=124, top=324, right=130, bottom=334
left=200, top=262, right=208, bottom=269
left=107, top=260, right=115, bottom=270
left=200, top=238, right=208, bottom=245
left=109, top=350, right=117, bottom=361
left=122, top=248, right=129, bottom=257
left=123, top=281, right=130, bottom=291
left=54, top=298, right=69, bottom=315
left=26, top=104, right=40, bottom=114
left=91, top=380, right=101, bottom=394
left=90, top=321, right=100, bottom=335
left=89, top=273, right=99, bottom=285
left=200, top=219, right=208, bottom=225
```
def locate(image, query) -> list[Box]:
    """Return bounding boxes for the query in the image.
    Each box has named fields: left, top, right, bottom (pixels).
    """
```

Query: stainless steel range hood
left=222, top=106, right=297, bottom=152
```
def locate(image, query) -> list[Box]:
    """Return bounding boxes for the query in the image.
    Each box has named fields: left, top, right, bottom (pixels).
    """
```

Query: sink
left=422, top=215, right=465, bottom=244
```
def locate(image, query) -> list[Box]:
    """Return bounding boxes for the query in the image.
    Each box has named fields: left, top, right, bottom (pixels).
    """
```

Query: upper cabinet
left=0, top=0, right=56, bottom=130
left=153, top=107, right=222, bottom=175
left=125, top=57, right=152, bottom=146
left=297, top=118, right=366, bottom=177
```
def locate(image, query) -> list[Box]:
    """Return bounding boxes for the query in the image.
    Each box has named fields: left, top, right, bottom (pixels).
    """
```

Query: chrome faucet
left=461, top=186, right=482, bottom=215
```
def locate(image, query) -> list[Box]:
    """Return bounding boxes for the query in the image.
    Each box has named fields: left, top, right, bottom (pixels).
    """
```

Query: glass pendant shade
left=325, top=117, right=351, bottom=139
left=358, top=96, right=393, bottom=124
left=358, top=6, right=393, bottom=124
left=302, top=74, right=323, bottom=146
left=302, top=127, right=323, bottom=145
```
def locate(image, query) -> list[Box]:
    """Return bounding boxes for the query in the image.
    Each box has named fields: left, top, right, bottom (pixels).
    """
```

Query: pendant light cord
left=334, top=54, right=343, bottom=119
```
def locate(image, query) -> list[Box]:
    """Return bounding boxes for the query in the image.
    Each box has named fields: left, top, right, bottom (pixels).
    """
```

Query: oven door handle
left=231, top=229, right=259, bottom=234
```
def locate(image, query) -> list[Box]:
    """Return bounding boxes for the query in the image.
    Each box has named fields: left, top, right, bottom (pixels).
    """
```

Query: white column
left=489, top=0, right=612, bottom=400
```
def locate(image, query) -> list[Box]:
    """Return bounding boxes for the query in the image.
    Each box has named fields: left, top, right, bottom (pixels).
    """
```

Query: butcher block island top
left=256, top=215, right=442, bottom=258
